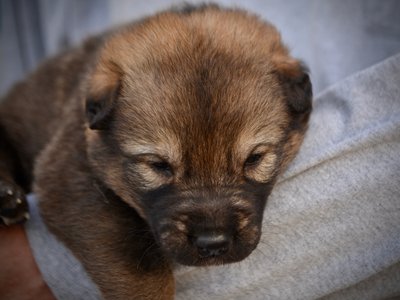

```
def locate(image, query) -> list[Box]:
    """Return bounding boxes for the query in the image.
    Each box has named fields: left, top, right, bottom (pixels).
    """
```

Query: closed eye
left=150, top=160, right=173, bottom=176
left=244, top=153, right=264, bottom=167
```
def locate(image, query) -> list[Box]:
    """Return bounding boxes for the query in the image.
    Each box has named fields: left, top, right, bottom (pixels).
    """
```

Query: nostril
left=194, top=234, right=230, bottom=258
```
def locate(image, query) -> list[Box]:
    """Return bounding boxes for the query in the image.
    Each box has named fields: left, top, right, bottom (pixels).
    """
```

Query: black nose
left=194, top=233, right=230, bottom=258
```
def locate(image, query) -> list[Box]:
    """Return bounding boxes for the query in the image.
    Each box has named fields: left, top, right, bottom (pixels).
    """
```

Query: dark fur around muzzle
left=141, top=184, right=270, bottom=266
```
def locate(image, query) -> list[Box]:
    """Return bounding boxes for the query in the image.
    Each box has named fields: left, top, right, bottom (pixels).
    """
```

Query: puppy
left=0, top=4, right=312, bottom=299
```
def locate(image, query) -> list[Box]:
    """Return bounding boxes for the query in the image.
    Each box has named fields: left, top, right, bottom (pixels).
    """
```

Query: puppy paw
left=0, top=181, right=29, bottom=226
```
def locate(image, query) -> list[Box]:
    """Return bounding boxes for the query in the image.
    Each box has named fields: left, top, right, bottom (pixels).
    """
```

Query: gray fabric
left=25, top=195, right=102, bottom=300
left=24, top=53, right=400, bottom=299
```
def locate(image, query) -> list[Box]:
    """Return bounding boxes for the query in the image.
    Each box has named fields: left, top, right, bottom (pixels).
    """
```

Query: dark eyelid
left=150, top=160, right=171, bottom=170
left=149, top=160, right=174, bottom=177
left=245, top=153, right=264, bottom=166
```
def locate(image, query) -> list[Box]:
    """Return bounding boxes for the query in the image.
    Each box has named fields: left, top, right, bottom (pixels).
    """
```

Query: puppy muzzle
left=153, top=199, right=262, bottom=266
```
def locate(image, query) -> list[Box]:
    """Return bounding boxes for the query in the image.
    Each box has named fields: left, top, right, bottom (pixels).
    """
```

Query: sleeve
left=25, top=194, right=102, bottom=300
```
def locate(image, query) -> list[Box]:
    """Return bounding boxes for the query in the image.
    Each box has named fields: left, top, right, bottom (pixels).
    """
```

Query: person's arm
left=0, top=225, right=55, bottom=300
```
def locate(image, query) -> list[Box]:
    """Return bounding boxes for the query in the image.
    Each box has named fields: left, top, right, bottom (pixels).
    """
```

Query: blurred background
left=1, top=0, right=400, bottom=96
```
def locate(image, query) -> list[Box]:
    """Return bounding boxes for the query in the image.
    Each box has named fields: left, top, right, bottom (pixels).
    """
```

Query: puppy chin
left=173, top=247, right=257, bottom=267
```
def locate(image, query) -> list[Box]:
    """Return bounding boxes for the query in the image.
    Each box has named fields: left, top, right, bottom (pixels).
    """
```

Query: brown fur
left=0, top=4, right=312, bottom=299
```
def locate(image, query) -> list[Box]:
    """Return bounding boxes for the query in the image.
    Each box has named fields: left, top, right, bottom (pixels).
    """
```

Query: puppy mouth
left=155, top=223, right=261, bottom=266
left=177, top=246, right=257, bottom=267
left=170, top=234, right=259, bottom=266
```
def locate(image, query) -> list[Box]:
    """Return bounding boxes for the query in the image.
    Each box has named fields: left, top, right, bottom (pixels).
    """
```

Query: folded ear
left=86, top=84, right=120, bottom=130
left=85, top=56, right=122, bottom=130
left=274, top=58, right=313, bottom=116
left=285, top=66, right=312, bottom=115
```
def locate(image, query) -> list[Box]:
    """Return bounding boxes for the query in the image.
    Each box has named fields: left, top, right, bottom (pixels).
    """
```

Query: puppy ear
left=286, top=66, right=312, bottom=114
left=86, top=84, right=120, bottom=130
left=86, top=52, right=122, bottom=130
left=274, top=59, right=313, bottom=115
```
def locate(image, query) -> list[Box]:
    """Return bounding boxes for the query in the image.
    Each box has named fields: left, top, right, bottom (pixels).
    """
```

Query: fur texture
left=0, top=5, right=312, bottom=299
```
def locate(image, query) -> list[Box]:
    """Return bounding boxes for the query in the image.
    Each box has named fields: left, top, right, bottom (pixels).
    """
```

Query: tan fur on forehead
left=89, top=6, right=302, bottom=96
left=105, top=8, right=287, bottom=68
left=87, top=7, right=302, bottom=143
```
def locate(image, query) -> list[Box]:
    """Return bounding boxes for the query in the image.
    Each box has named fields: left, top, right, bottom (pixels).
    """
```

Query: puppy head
left=85, top=6, right=312, bottom=266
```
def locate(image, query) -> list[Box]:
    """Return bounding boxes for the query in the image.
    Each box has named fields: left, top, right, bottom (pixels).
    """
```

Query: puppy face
left=85, top=6, right=312, bottom=266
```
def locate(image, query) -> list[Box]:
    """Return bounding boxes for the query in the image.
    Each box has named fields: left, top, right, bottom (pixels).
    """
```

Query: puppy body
left=0, top=5, right=311, bottom=299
